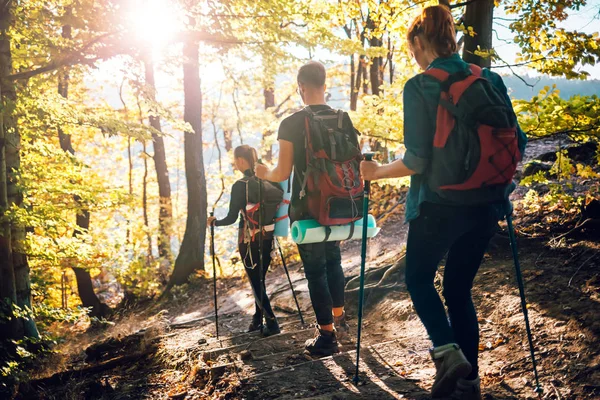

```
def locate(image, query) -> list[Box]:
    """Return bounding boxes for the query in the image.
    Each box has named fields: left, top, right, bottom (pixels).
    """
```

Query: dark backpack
left=242, top=176, right=284, bottom=237
left=423, top=64, right=522, bottom=205
left=298, top=107, right=364, bottom=226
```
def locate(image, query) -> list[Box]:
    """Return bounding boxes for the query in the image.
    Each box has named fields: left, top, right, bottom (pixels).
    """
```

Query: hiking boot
left=333, top=312, right=350, bottom=341
left=430, top=343, right=472, bottom=398
left=248, top=313, right=262, bottom=333
left=450, top=377, right=482, bottom=400
left=304, top=328, right=340, bottom=357
left=261, top=317, right=281, bottom=337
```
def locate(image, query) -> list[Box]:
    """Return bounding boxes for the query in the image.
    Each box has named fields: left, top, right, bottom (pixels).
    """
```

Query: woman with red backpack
left=360, top=5, right=527, bottom=400
left=208, top=145, right=281, bottom=337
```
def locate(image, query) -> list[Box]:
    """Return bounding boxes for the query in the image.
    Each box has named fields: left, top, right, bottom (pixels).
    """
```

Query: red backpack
left=298, top=107, right=364, bottom=226
left=423, top=64, right=522, bottom=205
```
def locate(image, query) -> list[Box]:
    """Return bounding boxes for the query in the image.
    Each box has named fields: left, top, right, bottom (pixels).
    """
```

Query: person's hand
left=207, top=216, right=217, bottom=226
left=360, top=160, right=380, bottom=181
left=255, top=163, right=268, bottom=180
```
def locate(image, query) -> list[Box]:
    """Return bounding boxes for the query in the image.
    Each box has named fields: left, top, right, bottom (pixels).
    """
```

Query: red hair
left=407, top=5, right=457, bottom=58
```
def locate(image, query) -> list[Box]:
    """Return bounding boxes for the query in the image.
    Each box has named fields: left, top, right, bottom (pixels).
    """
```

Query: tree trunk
left=58, top=22, right=110, bottom=319
left=387, top=37, right=394, bottom=84
left=143, top=58, right=173, bottom=261
left=350, top=55, right=357, bottom=111
left=369, top=36, right=383, bottom=96
left=361, top=58, right=369, bottom=95
left=355, top=56, right=365, bottom=103
left=165, top=38, right=206, bottom=291
left=0, top=50, right=19, bottom=340
left=223, top=130, right=232, bottom=152
left=142, top=140, right=152, bottom=260
left=127, top=136, right=132, bottom=245
left=462, top=0, right=494, bottom=67
left=263, top=87, right=275, bottom=161
left=0, top=2, right=35, bottom=339
left=72, top=209, right=110, bottom=317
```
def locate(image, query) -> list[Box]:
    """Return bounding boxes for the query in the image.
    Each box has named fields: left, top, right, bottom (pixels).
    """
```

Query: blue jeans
left=297, top=241, right=344, bottom=326
left=406, top=202, right=498, bottom=379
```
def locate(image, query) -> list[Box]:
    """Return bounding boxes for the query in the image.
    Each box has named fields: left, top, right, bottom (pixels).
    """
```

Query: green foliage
left=514, top=86, right=600, bottom=140
left=550, top=150, right=576, bottom=180
left=505, top=0, right=600, bottom=79
left=521, top=170, right=550, bottom=186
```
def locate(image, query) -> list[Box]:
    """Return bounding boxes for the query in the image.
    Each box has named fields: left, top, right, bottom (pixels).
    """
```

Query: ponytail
left=407, top=5, right=457, bottom=58
left=234, top=145, right=258, bottom=172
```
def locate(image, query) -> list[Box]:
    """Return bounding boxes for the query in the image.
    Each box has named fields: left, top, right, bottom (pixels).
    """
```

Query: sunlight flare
left=128, top=0, right=183, bottom=51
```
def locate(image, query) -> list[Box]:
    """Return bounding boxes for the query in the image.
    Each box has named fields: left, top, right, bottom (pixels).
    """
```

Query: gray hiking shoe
left=450, top=377, right=482, bottom=400
left=430, top=343, right=472, bottom=398
left=333, top=312, right=350, bottom=341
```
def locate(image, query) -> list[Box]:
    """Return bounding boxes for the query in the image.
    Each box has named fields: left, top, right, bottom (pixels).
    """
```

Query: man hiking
left=360, top=5, right=527, bottom=400
left=255, top=61, right=361, bottom=357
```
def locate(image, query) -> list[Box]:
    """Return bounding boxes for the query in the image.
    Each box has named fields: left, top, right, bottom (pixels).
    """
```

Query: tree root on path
left=345, top=255, right=406, bottom=292
left=550, top=218, right=600, bottom=244
left=22, top=346, right=157, bottom=390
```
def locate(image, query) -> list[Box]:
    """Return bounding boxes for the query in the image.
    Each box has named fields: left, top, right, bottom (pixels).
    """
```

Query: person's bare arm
left=361, top=158, right=416, bottom=181
left=255, top=140, right=294, bottom=182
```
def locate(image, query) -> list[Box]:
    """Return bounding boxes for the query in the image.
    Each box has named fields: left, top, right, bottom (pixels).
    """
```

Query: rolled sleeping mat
left=291, top=215, right=380, bottom=244
left=274, top=176, right=292, bottom=238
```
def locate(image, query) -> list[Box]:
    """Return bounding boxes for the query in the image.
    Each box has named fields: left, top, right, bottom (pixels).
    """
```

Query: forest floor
left=16, top=136, right=600, bottom=400
left=16, top=215, right=600, bottom=400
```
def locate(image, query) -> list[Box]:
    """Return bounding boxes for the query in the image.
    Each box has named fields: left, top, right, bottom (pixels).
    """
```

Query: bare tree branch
left=279, top=21, right=308, bottom=28
left=8, top=31, right=124, bottom=81
left=490, top=58, right=549, bottom=69
left=494, top=55, right=538, bottom=88
left=273, top=93, right=293, bottom=116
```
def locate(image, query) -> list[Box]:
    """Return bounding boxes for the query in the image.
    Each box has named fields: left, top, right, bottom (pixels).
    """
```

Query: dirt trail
left=18, top=136, right=600, bottom=399
left=18, top=221, right=600, bottom=400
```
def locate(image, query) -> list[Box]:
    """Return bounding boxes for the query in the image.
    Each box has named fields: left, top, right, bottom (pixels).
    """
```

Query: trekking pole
left=257, top=160, right=266, bottom=330
left=275, top=237, right=305, bottom=325
left=354, top=152, right=375, bottom=384
left=506, top=211, right=543, bottom=395
left=210, top=211, right=220, bottom=340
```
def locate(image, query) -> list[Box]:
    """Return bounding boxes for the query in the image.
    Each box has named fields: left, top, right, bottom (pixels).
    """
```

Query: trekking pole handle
left=363, top=152, right=375, bottom=195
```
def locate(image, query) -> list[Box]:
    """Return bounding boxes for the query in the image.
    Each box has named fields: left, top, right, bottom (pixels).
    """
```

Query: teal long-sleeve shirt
left=401, top=54, right=528, bottom=223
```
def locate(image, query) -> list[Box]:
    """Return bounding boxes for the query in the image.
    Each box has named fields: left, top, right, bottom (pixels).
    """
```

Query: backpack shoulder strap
left=447, top=67, right=482, bottom=104
left=469, top=64, right=482, bottom=77
left=423, top=68, right=450, bottom=82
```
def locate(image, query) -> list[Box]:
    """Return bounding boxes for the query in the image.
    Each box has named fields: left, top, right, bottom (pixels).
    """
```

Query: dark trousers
left=239, top=239, right=275, bottom=320
left=405, top=202, right=498, bottom=379
left=297, top=241, right=344, bottom=326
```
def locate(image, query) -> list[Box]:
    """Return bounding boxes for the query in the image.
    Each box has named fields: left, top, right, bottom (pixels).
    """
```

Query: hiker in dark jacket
left=208, top=145, right=280, bottom=336
left=255, top=61, right=356, bottom=357
left=360, top=5, right=527, bottom=400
